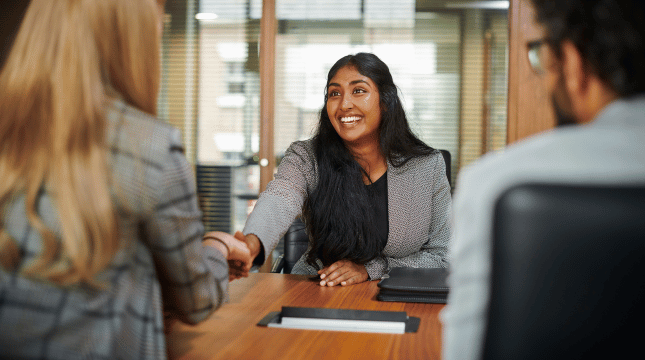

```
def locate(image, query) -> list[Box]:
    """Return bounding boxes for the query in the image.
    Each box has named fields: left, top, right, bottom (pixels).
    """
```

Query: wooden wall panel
left=507, top=0, right=555, bottom=144
left=258, top=0, right=276, bottom=272
left=259, top=0, right=276, bottom=193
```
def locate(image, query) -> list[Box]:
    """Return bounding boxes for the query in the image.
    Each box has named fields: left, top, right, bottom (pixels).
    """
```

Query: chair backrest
left=438, top=149, right=451, bottom=187
left=483, top=184, right=645, bottom=360
left=282, top=217, right=309, bottom=274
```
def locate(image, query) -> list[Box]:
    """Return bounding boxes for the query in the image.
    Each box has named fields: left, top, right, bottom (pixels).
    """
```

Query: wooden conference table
left=166, top=273, right=445, bottom=360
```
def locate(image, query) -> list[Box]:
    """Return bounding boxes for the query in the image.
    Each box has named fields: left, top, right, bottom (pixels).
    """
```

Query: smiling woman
left=235, top=53, right=452, bottom=287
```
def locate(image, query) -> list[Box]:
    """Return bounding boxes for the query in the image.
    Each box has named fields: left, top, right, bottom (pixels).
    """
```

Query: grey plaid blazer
left=244, top=139, right=451, bottom=280
left=0, top=99, right=228, bottom=359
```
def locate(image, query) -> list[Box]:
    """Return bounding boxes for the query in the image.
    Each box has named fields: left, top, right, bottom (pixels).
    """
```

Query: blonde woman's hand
left=203, top=231, right=252, bottom=281
left=317, top=260, right=369, bottom=287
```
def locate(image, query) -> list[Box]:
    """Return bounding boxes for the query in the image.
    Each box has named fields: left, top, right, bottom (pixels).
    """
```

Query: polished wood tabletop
left=166, top=273, right=445, bottom=360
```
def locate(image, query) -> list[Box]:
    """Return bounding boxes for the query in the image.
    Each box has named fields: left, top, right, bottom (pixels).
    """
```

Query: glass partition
left=159, top=0, right=509, bottom=241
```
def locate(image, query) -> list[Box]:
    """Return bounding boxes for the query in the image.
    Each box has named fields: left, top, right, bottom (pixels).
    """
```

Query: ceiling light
left=445, top=1, right=509, bottom=10
left=195, top=13, right=219, bottom=21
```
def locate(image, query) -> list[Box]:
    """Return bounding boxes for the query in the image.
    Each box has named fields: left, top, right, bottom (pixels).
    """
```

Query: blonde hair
left=0, top=0, right=163, bottom=286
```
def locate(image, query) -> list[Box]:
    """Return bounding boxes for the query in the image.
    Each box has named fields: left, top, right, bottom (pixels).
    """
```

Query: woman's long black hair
left=302, top=52, right=435, bottom=269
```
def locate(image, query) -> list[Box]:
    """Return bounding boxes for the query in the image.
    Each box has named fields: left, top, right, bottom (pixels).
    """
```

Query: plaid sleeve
left=142, top=129, right=228, bottom=325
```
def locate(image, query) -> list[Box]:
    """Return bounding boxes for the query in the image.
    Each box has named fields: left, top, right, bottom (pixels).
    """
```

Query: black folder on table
left=377, top=267, right=449, bottom=304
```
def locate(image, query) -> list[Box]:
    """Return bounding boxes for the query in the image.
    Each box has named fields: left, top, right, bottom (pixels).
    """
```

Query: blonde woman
left=0, top=0, right=250, bottom=358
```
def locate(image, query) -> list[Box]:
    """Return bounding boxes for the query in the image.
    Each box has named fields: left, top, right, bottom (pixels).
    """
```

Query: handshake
left=202, top=231, right=262, bottom=281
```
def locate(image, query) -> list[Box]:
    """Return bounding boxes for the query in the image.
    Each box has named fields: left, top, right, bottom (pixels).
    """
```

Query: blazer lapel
left=384, top=160, right=414, bottom=255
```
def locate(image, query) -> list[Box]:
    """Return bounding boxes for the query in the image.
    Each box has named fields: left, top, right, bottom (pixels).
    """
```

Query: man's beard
left=552, top=94, right=577, bottom=127
left=551, top=69, right=578, bottom=127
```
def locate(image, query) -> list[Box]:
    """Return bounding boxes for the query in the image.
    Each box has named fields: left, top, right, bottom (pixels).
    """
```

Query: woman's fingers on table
left=322, top=266, right=350, bottom=287
left=339, top=272, right=366, bottom=286
left=319, top=260, right=368, bottom=286
left=318, top=259, right=350, bottom=277
left=317, top=261, right=342, bottom=284
left=328, top=270, right=356, bottom=286
left=338, top=263, right=369, bottom=286
left=318, top=260, right=369, bottom=286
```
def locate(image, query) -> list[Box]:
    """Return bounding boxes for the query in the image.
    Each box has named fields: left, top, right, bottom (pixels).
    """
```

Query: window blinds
left=158, top=0, right=508, bottom=232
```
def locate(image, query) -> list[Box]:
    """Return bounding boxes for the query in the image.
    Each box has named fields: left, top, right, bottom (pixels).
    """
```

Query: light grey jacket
left=443, top=96, right=645, bottom=360
left=243, top=139, right=452, bottom=280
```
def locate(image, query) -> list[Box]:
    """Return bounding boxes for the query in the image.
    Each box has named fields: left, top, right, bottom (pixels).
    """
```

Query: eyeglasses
left=526, top=39, right=548, bottom=74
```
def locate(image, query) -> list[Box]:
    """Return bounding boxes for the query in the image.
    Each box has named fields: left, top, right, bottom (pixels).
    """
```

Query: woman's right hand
left=203, top=231, right=252, bottom=280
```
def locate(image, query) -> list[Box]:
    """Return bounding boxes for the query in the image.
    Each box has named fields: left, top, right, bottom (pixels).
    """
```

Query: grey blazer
left=244, top=139, right=451, bottom=280
left=0, top=99, right=228, bottom=359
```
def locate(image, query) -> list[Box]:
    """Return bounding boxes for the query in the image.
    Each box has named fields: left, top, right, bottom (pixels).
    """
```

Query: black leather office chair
left=482, top=184, right=645, bottom=360
left=271, top=149, right=452, bottom=274
left=439, top=149, right=451, bottom=187
left=271, top=217, right=308, bottom=274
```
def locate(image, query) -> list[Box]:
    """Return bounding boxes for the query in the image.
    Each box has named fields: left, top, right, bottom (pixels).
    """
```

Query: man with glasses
left=442, top=0, right=645, bottom=359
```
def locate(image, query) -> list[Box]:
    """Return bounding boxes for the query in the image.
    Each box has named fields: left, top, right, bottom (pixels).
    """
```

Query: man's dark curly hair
left=531, top=0, right=645, bottom=97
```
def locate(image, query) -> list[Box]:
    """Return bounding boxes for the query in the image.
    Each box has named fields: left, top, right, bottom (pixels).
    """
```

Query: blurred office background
left=158, top=0, right=509, bottom=251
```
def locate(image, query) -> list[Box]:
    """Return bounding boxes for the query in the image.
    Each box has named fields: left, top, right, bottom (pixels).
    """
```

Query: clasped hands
left=203, top=231, right=258, bottom=281
left=203, top=231, right=369, bottom=287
